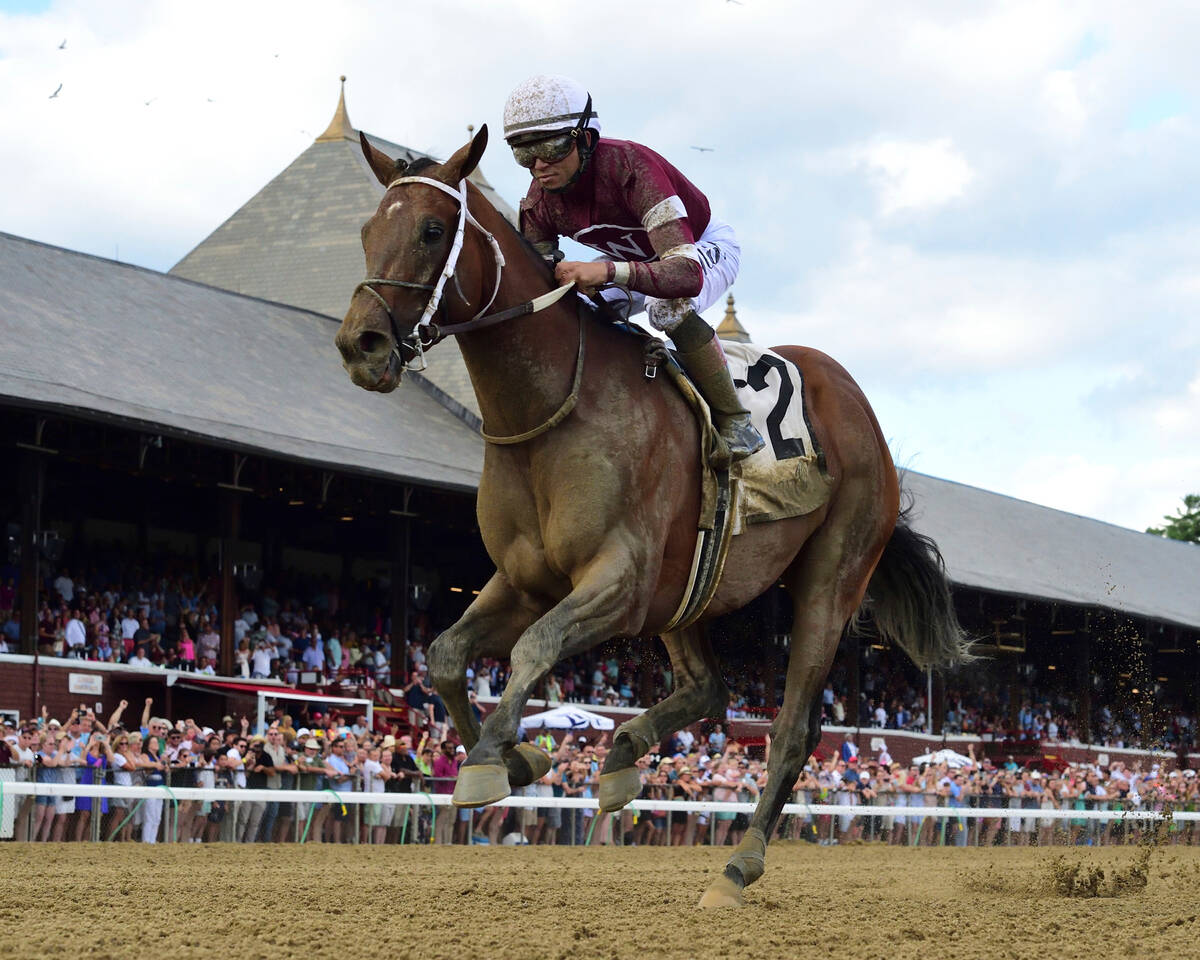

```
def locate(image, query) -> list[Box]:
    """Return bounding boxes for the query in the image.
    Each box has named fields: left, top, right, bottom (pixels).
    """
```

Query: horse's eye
left=422, top=221, right=444, bottom=243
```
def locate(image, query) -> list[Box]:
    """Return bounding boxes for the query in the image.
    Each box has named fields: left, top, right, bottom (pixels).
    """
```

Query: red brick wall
left=0, top=660, right=168, bottom=725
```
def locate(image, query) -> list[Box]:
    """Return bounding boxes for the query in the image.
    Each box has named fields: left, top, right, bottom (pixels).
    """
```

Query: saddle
left=588, top=297, right=835, bottom=631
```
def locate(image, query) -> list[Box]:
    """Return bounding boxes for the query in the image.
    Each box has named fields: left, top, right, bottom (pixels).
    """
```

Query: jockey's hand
left=554, top=260, right=609, bottom=296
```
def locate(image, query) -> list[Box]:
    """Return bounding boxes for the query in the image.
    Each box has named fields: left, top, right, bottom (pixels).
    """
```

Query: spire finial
left=316, top=75, right=356, bottom=142
left=716, top=290, right=752, bottom=343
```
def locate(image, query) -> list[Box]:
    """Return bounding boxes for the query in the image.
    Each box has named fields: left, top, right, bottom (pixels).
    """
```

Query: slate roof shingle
left=0, top=232, right=484, bottom=491
left=168, top=103, right=507, bottom=420
left=3, top=232, right=1197, bottom=629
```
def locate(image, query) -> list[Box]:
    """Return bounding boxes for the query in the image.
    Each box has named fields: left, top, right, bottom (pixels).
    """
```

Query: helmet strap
left=547, top=96, right=597, bottom=194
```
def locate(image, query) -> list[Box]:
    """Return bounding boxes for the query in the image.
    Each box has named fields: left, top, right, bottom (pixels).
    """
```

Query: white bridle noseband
left=354, top=175, right=506, bottom=372
left=354, top=173, right=577, bottom=381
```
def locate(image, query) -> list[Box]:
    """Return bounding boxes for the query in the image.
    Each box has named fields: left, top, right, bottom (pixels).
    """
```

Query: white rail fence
left=3, top=780, right=1194, bottom=846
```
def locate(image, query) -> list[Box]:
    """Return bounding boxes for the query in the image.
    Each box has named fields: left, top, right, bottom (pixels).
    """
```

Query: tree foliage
left=1146, top=493, right=1200, bottom=544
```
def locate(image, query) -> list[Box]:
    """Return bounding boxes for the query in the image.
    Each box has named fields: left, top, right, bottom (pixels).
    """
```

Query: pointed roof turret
left=171, top=79, right=519, bottom=423
left=316, top=75, right=356, bottom=142
left=716, top=292, right=751, bottom=343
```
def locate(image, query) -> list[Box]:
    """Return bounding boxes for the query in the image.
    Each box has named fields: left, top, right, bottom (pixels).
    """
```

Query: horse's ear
left=360, top=131, right=405, bottom=187
left=442, top=123, right=489, bottom=184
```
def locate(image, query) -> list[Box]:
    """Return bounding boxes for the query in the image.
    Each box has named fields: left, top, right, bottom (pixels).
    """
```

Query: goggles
left=509, top=93, right=594, bottom=170
left=510, top=133, right=577, bottom=169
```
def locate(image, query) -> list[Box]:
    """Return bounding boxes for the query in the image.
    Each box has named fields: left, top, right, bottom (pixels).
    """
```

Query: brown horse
left=334, top=126, right=967, bottom=905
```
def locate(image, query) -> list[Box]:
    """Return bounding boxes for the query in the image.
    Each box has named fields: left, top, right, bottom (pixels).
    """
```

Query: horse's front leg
left=452, top=549, right=641, bottom=808
left=597, top=626, right=729, bottom=811
left=427, top=573, right=543, bottom=770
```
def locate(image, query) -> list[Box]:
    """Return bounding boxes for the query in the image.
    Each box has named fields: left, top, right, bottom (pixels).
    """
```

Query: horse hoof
left=452, top=764, right=511, bottom=808
left=698, top=873, right=744, bottom=909
left=597, top=767, right=642, bottom=812
left=506, top=743, right=552, bottom=788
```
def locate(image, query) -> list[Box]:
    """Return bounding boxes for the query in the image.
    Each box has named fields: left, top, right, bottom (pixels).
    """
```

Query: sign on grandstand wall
left=68, top=673, right=103, bottom=696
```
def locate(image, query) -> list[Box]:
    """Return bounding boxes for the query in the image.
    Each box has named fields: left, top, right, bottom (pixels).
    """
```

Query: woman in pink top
left=179, top=628, right=196, bottom=669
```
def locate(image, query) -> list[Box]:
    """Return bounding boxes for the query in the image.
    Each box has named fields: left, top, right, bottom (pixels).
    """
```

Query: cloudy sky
left=2, top=0, right=1197, bottom=533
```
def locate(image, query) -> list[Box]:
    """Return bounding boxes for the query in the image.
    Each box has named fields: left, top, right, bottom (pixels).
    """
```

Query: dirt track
left=2, top=843, right=1198, bottom=960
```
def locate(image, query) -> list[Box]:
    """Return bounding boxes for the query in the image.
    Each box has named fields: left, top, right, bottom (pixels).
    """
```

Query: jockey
left=502, top=74, right=764, bottom=462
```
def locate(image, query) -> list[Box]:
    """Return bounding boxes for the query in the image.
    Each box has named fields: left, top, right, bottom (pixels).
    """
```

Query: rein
left=354, top=174, right=582, bottom=444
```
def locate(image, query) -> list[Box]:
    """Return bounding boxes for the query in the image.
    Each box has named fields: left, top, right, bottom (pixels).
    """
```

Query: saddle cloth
left=723, top=340, right=834, bottom=530
left=658, top=339, right=834, bottom=631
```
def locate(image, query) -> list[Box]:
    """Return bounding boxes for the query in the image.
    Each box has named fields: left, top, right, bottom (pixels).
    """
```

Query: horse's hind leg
left=597, top=626, right=728, bottom=812
left=701, top=492, right=890, bottom=907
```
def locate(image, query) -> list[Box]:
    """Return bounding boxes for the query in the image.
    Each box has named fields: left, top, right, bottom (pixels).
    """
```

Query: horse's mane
left=406, top=157, right=439, bottom=176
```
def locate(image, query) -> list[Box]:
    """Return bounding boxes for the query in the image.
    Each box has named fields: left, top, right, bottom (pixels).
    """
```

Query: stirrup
left=719, top=413, right=765, bottom=463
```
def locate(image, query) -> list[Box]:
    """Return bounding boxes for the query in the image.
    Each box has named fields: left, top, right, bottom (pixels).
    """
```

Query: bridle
left=353, top=173, right=582, bottom=445
left=353, top=175, right=573, bottom=373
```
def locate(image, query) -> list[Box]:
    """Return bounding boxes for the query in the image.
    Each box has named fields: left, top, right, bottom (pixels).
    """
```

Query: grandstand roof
left=4, top=226, right=1195, bottom=629
left=904, top=472, right=1200, bottom=631
left=169, top=79, right=493, bottom=420
left=0, top=232, right=484, bottom=492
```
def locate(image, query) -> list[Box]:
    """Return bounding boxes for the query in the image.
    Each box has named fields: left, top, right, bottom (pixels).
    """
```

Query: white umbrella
left=519, top=705, right=615, bottom=731
left=911, top=748, right=974, bottom=768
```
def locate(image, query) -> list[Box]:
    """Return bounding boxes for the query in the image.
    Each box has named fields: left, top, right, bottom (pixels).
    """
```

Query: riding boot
left=670, top=310, right=765, bottom=463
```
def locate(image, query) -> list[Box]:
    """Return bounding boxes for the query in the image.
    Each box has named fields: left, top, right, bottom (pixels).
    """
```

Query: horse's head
left=335, top=125, right=490, bottom=392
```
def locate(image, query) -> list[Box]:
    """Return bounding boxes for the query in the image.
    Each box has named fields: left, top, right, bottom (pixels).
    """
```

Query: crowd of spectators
left=815, top=647, right=1198, bottom=754
left=0, top=696, right=472, bottom=844
left=0, top=563, right=402, bottom=687
left=1, top=557, right=1196, bottom=758
left=791, top=733, right=1199, bottom=848
left=4, top=697, right=1197, bottom=848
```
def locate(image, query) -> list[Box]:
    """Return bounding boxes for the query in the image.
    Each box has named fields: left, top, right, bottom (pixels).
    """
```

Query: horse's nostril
left=357, top=331, right=391, bottom=356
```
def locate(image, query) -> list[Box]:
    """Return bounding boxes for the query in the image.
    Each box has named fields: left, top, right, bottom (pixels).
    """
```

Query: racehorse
left=334, top=126, right=968, bottom=906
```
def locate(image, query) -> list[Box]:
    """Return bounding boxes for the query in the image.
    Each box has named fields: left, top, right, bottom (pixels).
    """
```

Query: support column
left=1076, top=634, right=1092, bottom=744
left=845, top=630, right=861, bottom=727
left=1006, top=655, right=1020, bottom=729
left=262, top=521, right=281, bottom=588
left=765, top=587, right=785, bottom=712
left=390, top=511, right=411, bottom=686
left=765, top=638, right=779, bottom=714
left=932, top=670, right=946, bottom=736
left=136, top=504, right=149, bottom=559
left=219, top=491, right=240, bottom=677
left=639, top=647, right=656, bottom=710
left=18, top=452, right=45, bottom=656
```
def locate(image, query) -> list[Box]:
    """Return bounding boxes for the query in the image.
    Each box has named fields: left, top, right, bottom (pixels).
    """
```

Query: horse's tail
left=863, top=493, right=974, bottom=672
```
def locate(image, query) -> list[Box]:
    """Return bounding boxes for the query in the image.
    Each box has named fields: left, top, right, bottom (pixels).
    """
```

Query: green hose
left=423, top=792, right=435, bottom=844
left=108, top=799, right=146, bottom=841
left=160, top=785, right=179, bottom=844
left=299, top=799, right=318, bottom=844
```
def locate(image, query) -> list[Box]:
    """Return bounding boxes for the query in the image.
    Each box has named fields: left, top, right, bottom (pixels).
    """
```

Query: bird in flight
left=49, top=84, right=62, bottom=99
left=690, top=145, right=715, bottom=152
left=58, top=38, right=67, bottom=49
